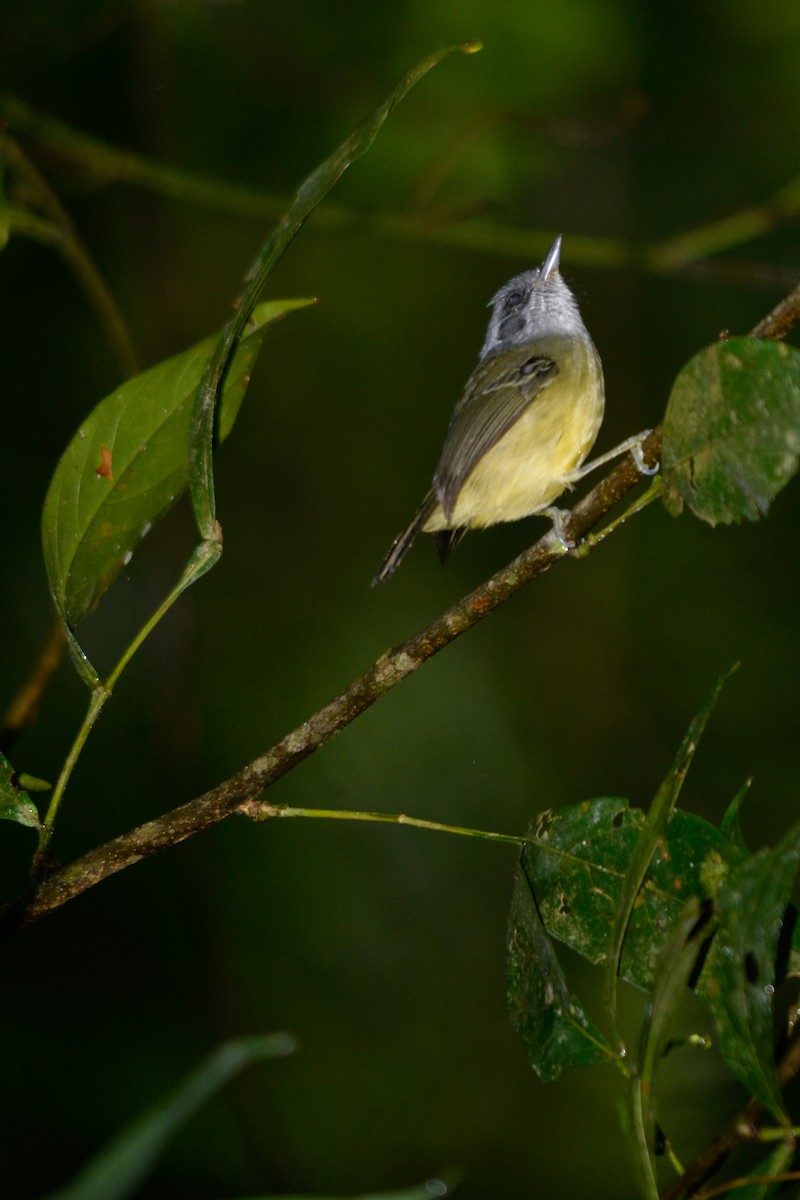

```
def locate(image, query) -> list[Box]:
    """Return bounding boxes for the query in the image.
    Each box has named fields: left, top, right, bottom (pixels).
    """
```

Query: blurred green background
left=2, top=2, right=800, bottom=1197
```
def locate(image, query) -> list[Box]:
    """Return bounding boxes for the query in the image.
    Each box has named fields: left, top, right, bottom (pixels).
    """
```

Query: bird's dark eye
left=505, top=291, right=524, bottom=308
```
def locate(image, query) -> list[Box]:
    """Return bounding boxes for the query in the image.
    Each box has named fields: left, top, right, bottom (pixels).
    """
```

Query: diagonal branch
left=0, top=431, right=660, bottom=936
left=2, top=279, right=799, bottom=939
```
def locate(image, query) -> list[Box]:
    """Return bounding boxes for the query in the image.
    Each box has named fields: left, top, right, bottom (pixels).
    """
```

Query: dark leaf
left=524, top=798, right=748, bottom=994
left=662, top=338, right=800, bottom=524
left=506, top=856, right=611, bottom=1081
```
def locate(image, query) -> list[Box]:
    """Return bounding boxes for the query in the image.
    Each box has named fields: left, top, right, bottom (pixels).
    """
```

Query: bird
left=372, top=235, right=650, bottom=585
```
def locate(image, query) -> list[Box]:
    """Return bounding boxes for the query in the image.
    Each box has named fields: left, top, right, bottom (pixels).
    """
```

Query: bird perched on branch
left=373, top=235, right=651, bottom=585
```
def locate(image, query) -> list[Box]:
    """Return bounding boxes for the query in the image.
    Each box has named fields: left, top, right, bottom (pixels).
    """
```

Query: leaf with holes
left=42, top=298, right=313, bottom=629
left=661, top=338, right=800, bottom=524
left=523, top=798, right=750, bottom=993
left=702, top=820, right=800, bottom=1121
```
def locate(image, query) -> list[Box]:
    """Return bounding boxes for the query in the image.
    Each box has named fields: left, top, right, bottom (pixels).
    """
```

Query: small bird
left=373, top=236, right=651, bottom=584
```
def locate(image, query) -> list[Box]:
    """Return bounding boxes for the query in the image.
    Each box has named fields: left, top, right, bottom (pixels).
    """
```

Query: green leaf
left=44, top=1033, right=296, bottom=1200
left=523, top=798, right=748, bottom=994
left=661, top=337, right=800, bottom=524
left=506, top=855, right=612, bottom=1081
left=605, top=667, right=733, bottom=1027
left=702, top=821, right=800, bottom=1122
left=0, top=751, right=42, bottom=829
left=42, top=298, right=313, bottom=629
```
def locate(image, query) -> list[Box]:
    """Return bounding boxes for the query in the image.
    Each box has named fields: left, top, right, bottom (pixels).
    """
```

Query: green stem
left=37, top=538, right=222, bottom=860
left=106, top=538, right=222, bottom=693
left=264, top=804, right=525, bottom=845
left=756, top=1125, right=800, bottom=1142
left=38, top=685, right=109, bottom=858
left=576, top=476, right=662, bottom=554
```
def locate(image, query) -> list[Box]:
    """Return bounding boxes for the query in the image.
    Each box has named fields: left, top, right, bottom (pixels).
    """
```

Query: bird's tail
left=434, top=527, right=467, bottom=565
left=372, top=491, right=437, bottom=585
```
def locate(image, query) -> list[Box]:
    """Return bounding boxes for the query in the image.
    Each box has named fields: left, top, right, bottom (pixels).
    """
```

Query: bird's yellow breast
left=424, top=337, right=604, bottom=531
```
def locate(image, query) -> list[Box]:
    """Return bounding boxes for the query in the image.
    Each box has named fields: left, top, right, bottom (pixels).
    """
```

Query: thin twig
left=1, top=134, right=139, bottom=379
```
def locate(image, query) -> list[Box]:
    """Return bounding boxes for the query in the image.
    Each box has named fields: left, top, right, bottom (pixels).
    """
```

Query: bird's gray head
left=479, top=235, right=589, bottom=361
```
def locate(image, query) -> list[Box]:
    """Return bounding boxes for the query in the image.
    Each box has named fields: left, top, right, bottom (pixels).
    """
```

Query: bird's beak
left=541, top=235, right=562, bottom=282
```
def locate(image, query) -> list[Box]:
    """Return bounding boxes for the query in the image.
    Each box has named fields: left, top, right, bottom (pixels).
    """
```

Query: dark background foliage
left=2, top=2, right=800, bottom=1197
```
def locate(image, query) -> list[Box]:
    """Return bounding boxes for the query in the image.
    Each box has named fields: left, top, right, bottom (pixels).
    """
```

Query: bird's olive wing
left=433, top=349, right=558, bottom=520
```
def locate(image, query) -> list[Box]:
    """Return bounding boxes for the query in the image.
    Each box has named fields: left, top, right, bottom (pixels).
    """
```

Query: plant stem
left=264, top=805, right=525, bottom=844
left=37, top=685, right=109, bottom=862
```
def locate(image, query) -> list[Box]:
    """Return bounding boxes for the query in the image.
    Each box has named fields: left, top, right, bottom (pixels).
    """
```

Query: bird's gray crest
left=480, top=234, right=587, bottom=360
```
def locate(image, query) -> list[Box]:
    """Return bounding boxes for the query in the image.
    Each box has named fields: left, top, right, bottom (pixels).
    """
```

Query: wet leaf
left=662, top=338, right=800, bottom=524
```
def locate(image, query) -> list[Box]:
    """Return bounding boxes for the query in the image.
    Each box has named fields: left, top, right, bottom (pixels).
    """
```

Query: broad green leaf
left=0, top=751, right=41, bottom=829
left=661, top=338, right=800, bottom=524
left=42, top=299, right=313, bottom=628
left=702, top=821, right=800, bottom=1122
left=506, top=856, right=612, bottom=1081
left=523, top=798, right=748, bottom=993
left=44, top=1033, right=296, bottom=1200
left=606, top=667, right=732, bottom=1027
